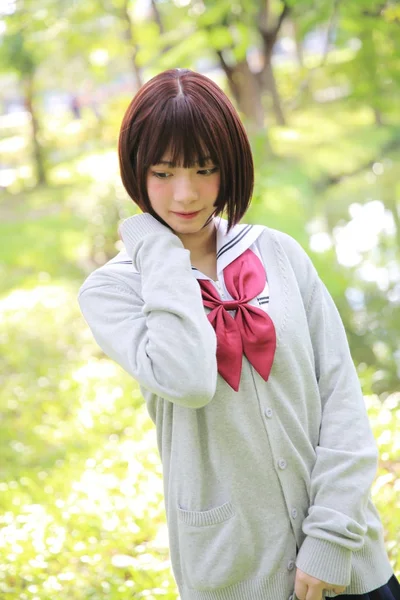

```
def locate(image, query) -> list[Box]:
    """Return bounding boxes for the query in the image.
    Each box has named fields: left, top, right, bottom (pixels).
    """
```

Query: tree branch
left=259, top=0, right=290, bottom=40
left=362, top=2, right=390, bottom=18
left=320, top=0, right=341, bottom=68
left=276, top=0, right=290, bottom=36
left=215, top=49, right=240, bottom=101
left=315, top=136, right=400, bottom=191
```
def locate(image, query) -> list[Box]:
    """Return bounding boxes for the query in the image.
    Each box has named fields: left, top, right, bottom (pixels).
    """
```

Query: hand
left=295, top=568, right=346, bottom=600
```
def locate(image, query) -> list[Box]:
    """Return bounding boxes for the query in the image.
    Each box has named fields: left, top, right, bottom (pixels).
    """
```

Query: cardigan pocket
left=176, top=500, right=254, bottom=590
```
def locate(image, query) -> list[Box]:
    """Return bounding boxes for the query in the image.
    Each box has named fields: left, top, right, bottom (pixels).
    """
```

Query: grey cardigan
left=78, top=213, right=393, bottom=600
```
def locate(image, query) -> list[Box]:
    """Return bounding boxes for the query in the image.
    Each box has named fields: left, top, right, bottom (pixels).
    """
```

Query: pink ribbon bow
left=198, top=248, right=276, bottom=391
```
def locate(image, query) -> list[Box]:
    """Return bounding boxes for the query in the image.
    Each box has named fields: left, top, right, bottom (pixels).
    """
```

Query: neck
left=176, top=219, right=217, bottom=261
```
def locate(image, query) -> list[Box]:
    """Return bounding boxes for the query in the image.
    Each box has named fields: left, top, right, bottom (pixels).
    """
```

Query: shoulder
left=254, top=225, right=320, bottom=305
left=256, top=225, right=316, bottom=271
left=78, top=247, right=141, bottom=299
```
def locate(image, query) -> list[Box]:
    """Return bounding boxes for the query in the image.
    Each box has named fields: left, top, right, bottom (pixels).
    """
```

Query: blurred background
left=0, top=0, right=399, bottom=598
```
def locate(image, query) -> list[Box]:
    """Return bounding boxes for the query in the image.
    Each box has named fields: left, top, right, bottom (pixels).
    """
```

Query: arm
left=78, top=213, right=218, bottom=408
left=274, top=231, right=379, bottom=586
left=296, top=272, right=378, bottom=585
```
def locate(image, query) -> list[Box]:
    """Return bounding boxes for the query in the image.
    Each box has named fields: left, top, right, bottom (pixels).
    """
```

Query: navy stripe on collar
left=217, top=224, right=253, bottom=259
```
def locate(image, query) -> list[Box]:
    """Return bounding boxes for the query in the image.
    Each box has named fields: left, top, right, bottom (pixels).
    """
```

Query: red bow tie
left=198, top=249, right=276, bottom=391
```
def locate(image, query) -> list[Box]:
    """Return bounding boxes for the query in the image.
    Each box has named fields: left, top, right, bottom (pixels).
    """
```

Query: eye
left=198, top=167, right=219, bottom=175
left=151, top=167, right=218, bottom=178
left=151, top=171, right=171, bottom=179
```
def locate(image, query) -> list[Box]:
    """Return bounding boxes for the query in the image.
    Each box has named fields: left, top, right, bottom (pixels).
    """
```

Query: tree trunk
left=150, top=0, right=173, bottom=53
left=258, top=1, right=289, bottom=126
left=373, top=107, right=384, bottom=127
left=320, top=0, right=341, bottom=68
left=291, top=19, right=304, bottom=68
left=215, top=52, right=265, bottom=133
left=23, top=75, right=47, bottom=186
left=232, top=62, right=266, bottom=132
left=121, top=0, right=143, bottom=91
left=215, top=51, right=273, bottom=157
left=263, top=55, right=286, bottom=126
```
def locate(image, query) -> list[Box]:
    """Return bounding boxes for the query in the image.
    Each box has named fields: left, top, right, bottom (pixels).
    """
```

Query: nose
left=172, top=174, right=199, bottom=205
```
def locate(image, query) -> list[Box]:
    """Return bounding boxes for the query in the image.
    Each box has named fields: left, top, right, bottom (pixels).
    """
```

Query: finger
left=326, top=583, right=346, bottom=595
left=295, top=579, right=308, bottom=600
left=332, top=587, right=346, bottom=595
left=305, top=585, right=323, bottom=600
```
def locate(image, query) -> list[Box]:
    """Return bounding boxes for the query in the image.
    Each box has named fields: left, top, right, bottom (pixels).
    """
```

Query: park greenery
left=0, top=0, right=399, bottom=598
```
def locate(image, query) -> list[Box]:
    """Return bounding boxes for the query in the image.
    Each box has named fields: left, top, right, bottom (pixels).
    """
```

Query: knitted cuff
left=119, top=213, right=174, bottom=258
left=296, top=537, right=352, bottom=587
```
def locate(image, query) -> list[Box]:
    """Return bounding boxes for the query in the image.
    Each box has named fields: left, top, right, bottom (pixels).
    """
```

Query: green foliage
left=156, top=29, right=209, bottom=70
left=0, top=173, right=177, bottom=599
left=135, top=21, right=162, bottom=67
left=1, top=0, right=400, bottom=594
left=0, top=97, right=399, bottom=598
left=207, top=26, right=234, bottom=51
left=0, top=0, right=60, bottom=78
left=196, top=0, right=234, bottom=28
left=0, top=31, right=35, bottom=75
left=232, top=22, right=251, bottom=62
left=0, top=283, right=177, bottom=597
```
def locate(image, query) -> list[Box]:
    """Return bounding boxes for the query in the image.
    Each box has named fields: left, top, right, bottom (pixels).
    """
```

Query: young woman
left=78, top=68, right=399, bottom=600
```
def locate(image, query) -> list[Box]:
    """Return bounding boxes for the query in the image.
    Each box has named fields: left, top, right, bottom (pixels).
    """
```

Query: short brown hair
left=118, top=68, right=254, bottom=233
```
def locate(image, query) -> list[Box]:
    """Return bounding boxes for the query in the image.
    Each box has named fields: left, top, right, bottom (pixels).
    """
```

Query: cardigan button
left=278, top=458, right=287, bottom=470
left=287, top=559, right=295, bottom=571
left=291, top=508, right=297, bottom=519
left=265, top=408, right=273, bottom=418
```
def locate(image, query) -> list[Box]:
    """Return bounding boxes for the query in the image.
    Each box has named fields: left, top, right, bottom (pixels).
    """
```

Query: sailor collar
left=192, top=216, right=265, bottom=280
left=107, top=216, right=265, bottom=279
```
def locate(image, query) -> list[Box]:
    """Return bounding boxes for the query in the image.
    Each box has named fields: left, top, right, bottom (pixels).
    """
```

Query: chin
left=171, top=222, right=204, bottom=234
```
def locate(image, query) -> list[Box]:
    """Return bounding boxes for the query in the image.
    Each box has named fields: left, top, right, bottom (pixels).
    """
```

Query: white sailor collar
left=107, top=216, right=265, bottom=278
left=192, top=216, right=265, bottom=280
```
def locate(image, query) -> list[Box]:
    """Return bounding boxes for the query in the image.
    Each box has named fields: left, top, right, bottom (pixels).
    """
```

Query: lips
left=173, top=211, right=200, bottom=215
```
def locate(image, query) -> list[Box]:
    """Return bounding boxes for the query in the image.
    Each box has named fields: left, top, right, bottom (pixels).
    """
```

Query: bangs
left=140, top=97, right=219, bottom=168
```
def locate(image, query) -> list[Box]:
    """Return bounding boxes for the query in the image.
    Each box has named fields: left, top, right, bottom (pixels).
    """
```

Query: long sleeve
left=274, top=231, right=379, bottom=587
left=296, top=274, right=379, bottom=585
left=78, top=213, right=218, bottom=408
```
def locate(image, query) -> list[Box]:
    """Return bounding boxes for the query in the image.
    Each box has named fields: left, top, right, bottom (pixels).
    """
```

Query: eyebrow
left=155, top=156, right=213, bottom=166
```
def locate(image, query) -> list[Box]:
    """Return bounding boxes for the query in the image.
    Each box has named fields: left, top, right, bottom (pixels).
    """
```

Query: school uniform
left=78, top=213, right=398, bottom=600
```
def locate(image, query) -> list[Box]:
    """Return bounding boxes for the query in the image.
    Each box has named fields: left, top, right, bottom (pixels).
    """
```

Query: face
left=145, top=153, right=220, bottom=235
